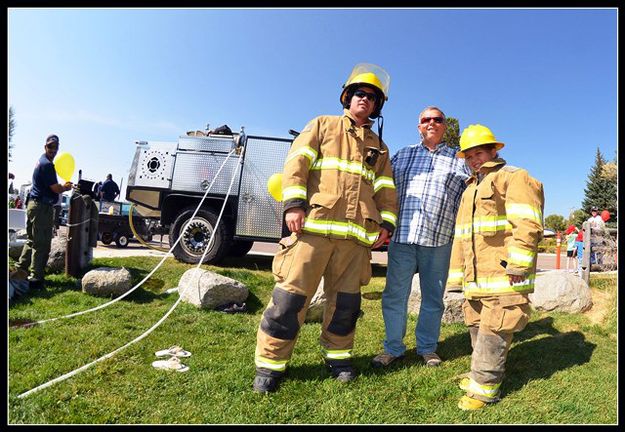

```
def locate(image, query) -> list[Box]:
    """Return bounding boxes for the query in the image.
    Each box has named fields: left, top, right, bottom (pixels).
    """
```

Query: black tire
left=228, top=240, right=254, bottom=257
left=101, top=232, right=113, bottom=245
left=115, top=234, right=129, bottom=248
left=169, top=206, right=232, bottom=264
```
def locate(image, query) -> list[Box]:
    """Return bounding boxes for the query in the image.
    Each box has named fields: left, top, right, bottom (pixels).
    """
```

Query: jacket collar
left=466, top=157, right=507, bottom=184
left=343, top=108, right=373, bottom=131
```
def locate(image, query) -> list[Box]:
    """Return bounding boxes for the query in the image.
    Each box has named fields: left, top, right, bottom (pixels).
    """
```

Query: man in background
left=11, top=134, right=73, bottom=290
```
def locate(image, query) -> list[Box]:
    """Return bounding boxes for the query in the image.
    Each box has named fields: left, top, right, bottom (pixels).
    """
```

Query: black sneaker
left=326, top=361, right=358, bottom=383
left=28, top=279, right=45, bottom=290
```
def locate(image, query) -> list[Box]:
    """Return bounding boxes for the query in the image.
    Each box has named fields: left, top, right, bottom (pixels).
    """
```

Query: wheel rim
left=119, top=236, right=128, bottom=246
left=180, top=217, right=214, bottom=258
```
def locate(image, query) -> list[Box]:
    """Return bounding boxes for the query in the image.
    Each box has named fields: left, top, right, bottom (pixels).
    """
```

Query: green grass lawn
left=8, top=255, right=617, bottom=424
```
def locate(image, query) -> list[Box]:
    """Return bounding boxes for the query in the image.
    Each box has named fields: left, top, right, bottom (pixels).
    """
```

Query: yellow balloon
left=54, top=152, right=75, bottom=183
left=267, top=173, right=283, bottom=202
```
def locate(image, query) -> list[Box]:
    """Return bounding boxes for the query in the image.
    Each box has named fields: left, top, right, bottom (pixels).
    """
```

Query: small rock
left=82, top=267, right=133, bottom=297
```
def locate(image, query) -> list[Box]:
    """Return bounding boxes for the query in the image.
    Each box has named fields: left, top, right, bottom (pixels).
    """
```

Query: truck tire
left=228, top=240, right=254, bottom=257
left=115, top=234, right=129, bottom=248
left=169, top=207, right=231, bottom=264
left=101, top=232, right=113, bottom=245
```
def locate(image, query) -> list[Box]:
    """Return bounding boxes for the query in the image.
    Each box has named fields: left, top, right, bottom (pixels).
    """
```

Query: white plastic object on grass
left=152, top=356, right=189, bottom=372
left=155, top=345, right=192, bottom=358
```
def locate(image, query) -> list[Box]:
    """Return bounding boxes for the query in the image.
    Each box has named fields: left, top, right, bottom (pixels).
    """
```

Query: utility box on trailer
left=126, top=126, right=293, bottom=264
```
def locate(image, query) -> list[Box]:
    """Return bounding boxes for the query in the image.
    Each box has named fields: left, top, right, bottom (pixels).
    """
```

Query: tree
left=579, top=148, right=617, bottom=227
left=443, top=116, right=460, bottom=149
left=9, top=106, right=16, bottom=162
left=545, top=214, right=567, bottom=233
left=567, top=209, right=586, bottom=229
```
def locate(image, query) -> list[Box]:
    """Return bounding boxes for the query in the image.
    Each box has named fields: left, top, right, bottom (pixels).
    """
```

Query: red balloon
left=601, top=210, right=610, bottom=222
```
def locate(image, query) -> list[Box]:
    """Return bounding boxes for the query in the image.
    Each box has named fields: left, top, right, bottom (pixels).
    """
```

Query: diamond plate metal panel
left=132, top=142, right=177, bottom=188
left=236, top=136, right=292, bottom=238
left=178, top=135, right=236, bottom=153
left=171, top=152, right=241, bottom=194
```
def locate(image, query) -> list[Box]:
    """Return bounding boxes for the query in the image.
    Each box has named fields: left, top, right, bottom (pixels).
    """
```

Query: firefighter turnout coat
left=282, top=109, right=398, bottom=245
left=254, top=110, right=398, bottom=374
left=447, top=158, right=545, bottom=297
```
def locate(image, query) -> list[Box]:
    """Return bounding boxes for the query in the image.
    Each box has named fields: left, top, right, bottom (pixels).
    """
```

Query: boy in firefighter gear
left=253, top=63, right=398, bottom=393
left=447, top=124, right=544, bottom=410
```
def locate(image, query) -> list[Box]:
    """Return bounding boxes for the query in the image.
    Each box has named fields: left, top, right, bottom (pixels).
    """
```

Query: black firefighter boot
left=325, top=359, right=358, bottom=383
left=252, top=367, right=283, bottom=394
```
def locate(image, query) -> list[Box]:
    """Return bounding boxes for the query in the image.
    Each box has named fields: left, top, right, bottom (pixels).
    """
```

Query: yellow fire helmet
left=457, top=124, right=505, bottom=158
left=340, top=63, right=390, bottom=119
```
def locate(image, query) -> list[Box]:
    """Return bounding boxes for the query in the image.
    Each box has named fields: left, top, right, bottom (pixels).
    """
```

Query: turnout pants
left=255, top=233, right=372, bottom=374
left=17, top=200, right=54, bottom=281
left=462, top=293, right=530, bottom=402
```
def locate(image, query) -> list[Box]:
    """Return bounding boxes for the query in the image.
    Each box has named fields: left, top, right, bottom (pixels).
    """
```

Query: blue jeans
left=576, top=241, right=584, bottom=272
left=381, top=240, right=452, bottom=356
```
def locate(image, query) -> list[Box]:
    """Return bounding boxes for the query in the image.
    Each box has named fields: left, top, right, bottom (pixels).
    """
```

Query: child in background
left=575, top=228, right=584, bottom=275
left=565, top=225, right=579, bottom=273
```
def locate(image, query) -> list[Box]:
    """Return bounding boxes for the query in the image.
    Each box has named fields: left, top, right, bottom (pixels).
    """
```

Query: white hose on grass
left=17, top=147, right=244, bottom=399
left=18, top=148, right=238, bottom=329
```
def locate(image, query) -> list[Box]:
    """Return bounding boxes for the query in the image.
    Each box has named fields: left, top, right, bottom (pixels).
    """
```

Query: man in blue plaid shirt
left=372, top=106, right=471, bottom=368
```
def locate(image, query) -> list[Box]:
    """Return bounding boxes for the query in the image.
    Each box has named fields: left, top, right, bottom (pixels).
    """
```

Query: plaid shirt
left=391, top=141, right=471, bottom=247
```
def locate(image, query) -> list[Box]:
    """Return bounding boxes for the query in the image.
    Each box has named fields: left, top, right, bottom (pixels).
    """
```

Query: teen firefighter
left=446, top=124, right=545, bottom=410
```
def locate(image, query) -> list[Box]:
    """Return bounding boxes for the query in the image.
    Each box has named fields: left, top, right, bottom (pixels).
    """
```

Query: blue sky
left=8, top=8, right=617, bottom=219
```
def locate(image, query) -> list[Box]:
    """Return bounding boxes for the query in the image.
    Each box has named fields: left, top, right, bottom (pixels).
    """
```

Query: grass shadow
left=220, top=254, right=274, bottom=271
left=435, top=316, right=565, bottom=363
left=502, top=330, right=595, bottom=398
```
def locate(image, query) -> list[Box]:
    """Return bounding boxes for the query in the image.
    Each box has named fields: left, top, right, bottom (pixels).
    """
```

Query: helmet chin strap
left=377, top=115, right=384, bottom=145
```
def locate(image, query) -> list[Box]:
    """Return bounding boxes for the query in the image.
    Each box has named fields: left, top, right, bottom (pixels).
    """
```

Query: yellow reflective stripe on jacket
left=455, top=218, right=512, bottom=238
left=302, top=218, right=379, bottom=246
left=473, top=216, right=513, bottom=233
left=447, top=269, right=464, bottom=285
left=505, top=203, right=543, bottom=224
left=322, top=348, right=353, bottom=360
left=285, top=145, right=318, bottom=168
left=282, top=185, right=307, bottom=200
left=467, top=377, right=500, bottom=398
left=311, top=157, right=376, bottom=182
left=464, top=275, right=536, bottom=295
left=255, top=355, right=288, bottom=372
left=374, top=176, right=396, bottom=193
left=508, top=246, right=535, bottom=267
left=380, top=210, right=397, bottom=226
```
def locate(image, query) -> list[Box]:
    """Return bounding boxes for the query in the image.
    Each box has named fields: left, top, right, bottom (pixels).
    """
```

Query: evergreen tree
left=443, top=116, right=460, bottom=149
left=577, top=148, right=617, bottom=227
left=9, top=106, right=16, bottom=162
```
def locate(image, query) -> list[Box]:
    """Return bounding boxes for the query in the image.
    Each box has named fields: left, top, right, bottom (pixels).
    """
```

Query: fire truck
left=125, top=125, right=294, bottom=264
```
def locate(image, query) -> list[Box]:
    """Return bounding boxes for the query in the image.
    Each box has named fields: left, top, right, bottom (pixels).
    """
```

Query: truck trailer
left=125, top=126, right=293, bottom=264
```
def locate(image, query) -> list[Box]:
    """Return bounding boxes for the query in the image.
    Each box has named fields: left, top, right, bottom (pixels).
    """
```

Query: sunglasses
left=420, top=116, right=445, bottom=124
left=46, top=144, right=59, bottom=150
left=353, top=90, right=378, bottom=102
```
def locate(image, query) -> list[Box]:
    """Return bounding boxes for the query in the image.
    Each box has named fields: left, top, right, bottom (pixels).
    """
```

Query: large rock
left=46, top=235, right=68, bottom=273
left=178, top=268, right=248, bottom=310
left=529, top=270, right=593, bottom=313
left=408, top=274, right=465, bottom=324
left=8, top=234, right=67, bottom=272
left=9, top=240, right=25, bottom=261
left=82, top=267, right=133, bottom=297
left=305, top=278, right=326, bottom=323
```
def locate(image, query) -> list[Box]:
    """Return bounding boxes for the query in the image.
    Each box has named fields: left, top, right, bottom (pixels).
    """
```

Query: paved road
left=92, top=238, right=566, bottom=271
